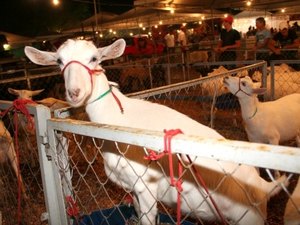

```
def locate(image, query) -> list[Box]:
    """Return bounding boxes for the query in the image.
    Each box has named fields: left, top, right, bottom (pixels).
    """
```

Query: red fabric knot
left=13, top=99, right=36, bottom=131
left=144, top=149, right=166, bottom=161
left=66, top=195, right=80, bottom=219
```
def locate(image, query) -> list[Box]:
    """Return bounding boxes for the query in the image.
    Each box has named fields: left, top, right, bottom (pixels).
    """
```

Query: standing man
left=178, top=25, right=187, bottom=51
left=253, top=17, right=272, bottom=62
left=164, top=29, right=175, bottom=53
left=214, top=15, right=241, bottom=68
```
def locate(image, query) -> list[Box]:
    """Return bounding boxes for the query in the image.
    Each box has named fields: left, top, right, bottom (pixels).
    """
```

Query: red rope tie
left=185, top=156, right=228, bottom=225
left=0, top=98, right=36, bottom=225
left=66, top=195, right=80, bottom=220
left=144, top=149, right=166, bottom=161
left=13, top=99, right=36, bottom=131
left=111, top=90, right=124, bottom=114
left=145, top=128, right=183, bottom=225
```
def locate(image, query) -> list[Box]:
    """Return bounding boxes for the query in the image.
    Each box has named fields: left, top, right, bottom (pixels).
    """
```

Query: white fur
left=201, top=66, right=248, bottom=96
left=252, top=64, right=300, bottom=100
left=284, top=178, right=300, bottom=225
left=223, top=75, right=300, bottom=146
left=24, top=39, right=288, bottom=225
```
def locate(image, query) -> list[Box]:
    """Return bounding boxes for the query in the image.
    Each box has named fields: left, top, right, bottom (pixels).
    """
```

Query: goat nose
left=68, top=88, right=80, bottom=98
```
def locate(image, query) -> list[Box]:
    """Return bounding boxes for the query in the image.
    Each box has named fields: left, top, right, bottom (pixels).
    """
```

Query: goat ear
left=252, top=87, right=267, bottom=95
left=98, top=39, right=126, bottom=61
left=32, top=89, right=44, bottom=96
left=8, top=88, right=19, bottom=96
left=24, top=46, right=57, bottom=66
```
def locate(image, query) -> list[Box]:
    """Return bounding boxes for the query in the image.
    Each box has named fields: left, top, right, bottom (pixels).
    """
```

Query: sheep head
left=25, top=39, right=126, bottom=107
left=223, top=76, right=266, bottom=98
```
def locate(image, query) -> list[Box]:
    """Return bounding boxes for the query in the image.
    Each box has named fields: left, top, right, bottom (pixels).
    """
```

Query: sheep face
left=25, top=39, right=126, bottom=107
left=223, top=76, right=266, bottom=98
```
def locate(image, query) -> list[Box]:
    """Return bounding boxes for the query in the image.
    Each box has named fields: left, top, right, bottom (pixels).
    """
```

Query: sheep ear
left=98, top=39, right=126, bottom=62
left=252, top=87, right=267, bottom=95
left=24, top=46, right=57, bottom=66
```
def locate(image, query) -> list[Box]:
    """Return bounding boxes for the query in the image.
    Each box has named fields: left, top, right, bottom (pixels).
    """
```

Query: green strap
left=90, top=86, right=112, bottom=104
left=248, top=107, right=257, bottom=119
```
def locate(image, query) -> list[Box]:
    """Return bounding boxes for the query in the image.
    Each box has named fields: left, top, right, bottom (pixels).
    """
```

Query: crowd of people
left=121, top=15, right=300, bottom=69
left=213, top=15, right=300, bottom=69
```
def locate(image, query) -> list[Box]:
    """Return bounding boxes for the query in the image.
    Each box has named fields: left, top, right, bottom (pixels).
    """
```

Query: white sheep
left=0, top=120, right=27, bottom=198
left=24, top=39, right=288, bottom=225
left=252, top=64, right=300, bottom=100
left=201, top=66, right=249, bottom=97
left=284, top=177, right=300, bottom=225
left=223, top=75, right=300, bottom=146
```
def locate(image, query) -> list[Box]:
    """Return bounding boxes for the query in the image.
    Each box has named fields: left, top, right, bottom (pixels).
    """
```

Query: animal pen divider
left=47, top=62, right=298, bottom=225
left=0, top=62, right=300, bottom=225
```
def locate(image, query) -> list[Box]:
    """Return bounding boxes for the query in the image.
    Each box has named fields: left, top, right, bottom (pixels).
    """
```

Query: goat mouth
left=67, top=95, right=86, bottom=107
left=223, top=79, right=229, bottom=86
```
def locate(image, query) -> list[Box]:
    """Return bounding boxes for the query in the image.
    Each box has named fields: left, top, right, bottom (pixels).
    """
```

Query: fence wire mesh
left=42, top=62, right=299, bottom=225
left=0, top=57, right=300, bottom=224
left=0, top=108, right=46, bottom=225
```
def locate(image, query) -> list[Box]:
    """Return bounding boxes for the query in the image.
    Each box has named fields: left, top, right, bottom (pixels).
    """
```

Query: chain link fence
left=0, top=53, right=300, bottom=224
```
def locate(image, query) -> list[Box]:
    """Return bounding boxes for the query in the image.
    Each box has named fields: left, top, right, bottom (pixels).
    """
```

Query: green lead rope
left=90, top=86, right=112, bottom=104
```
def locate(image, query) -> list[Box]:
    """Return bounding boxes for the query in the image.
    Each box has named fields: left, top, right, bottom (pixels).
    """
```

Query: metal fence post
left=35, top=105, right=69, bottom=225
left=270, top=62, right=275, bottom=100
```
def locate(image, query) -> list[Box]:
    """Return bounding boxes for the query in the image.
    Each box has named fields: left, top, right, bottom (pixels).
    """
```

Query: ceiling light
left=246, top=1, right=251, bottom=6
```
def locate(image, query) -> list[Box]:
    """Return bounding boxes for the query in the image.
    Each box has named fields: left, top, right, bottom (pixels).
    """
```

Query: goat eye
left=91, top=57, right=97, bottom=63
left=57, top=58, right=62, bottom=65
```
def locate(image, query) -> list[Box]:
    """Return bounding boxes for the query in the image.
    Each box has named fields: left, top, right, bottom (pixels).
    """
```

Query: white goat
left=25, top=39, right=288, bottom=225
left=0, top=120, right=27, bottom=198
left=284, top=177, right=300, bottom=225
left=223, top=75, right=300, bottom=146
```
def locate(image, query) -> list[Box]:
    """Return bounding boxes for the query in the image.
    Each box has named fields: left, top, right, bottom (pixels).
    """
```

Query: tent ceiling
left=134, top=0, right=300, bottom=13
left=99, top=8, right=224, bottom=30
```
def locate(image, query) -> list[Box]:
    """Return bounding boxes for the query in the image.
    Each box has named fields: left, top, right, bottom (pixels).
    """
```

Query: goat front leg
left=134, top=185, right=158, bottom=225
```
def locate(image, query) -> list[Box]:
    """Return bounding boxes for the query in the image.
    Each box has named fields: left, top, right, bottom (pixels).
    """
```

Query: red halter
left=61, top=60, right=104, bottom=86
left=61, top=60, right=124, bottom=113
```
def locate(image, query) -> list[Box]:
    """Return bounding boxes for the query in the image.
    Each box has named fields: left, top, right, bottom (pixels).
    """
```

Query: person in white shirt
left=178, top=25, right=187, bottom=51
left=164, top=29, right=175, bottom=53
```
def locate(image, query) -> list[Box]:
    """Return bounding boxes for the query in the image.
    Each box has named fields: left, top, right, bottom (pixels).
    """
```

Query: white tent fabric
left=233, top=10, right=289, bottom=34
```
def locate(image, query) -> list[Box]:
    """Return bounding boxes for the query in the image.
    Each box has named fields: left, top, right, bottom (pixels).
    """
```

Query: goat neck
left=86, top=73, right=125, bottom=123
left=238, top=94, right=260, bottom=121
